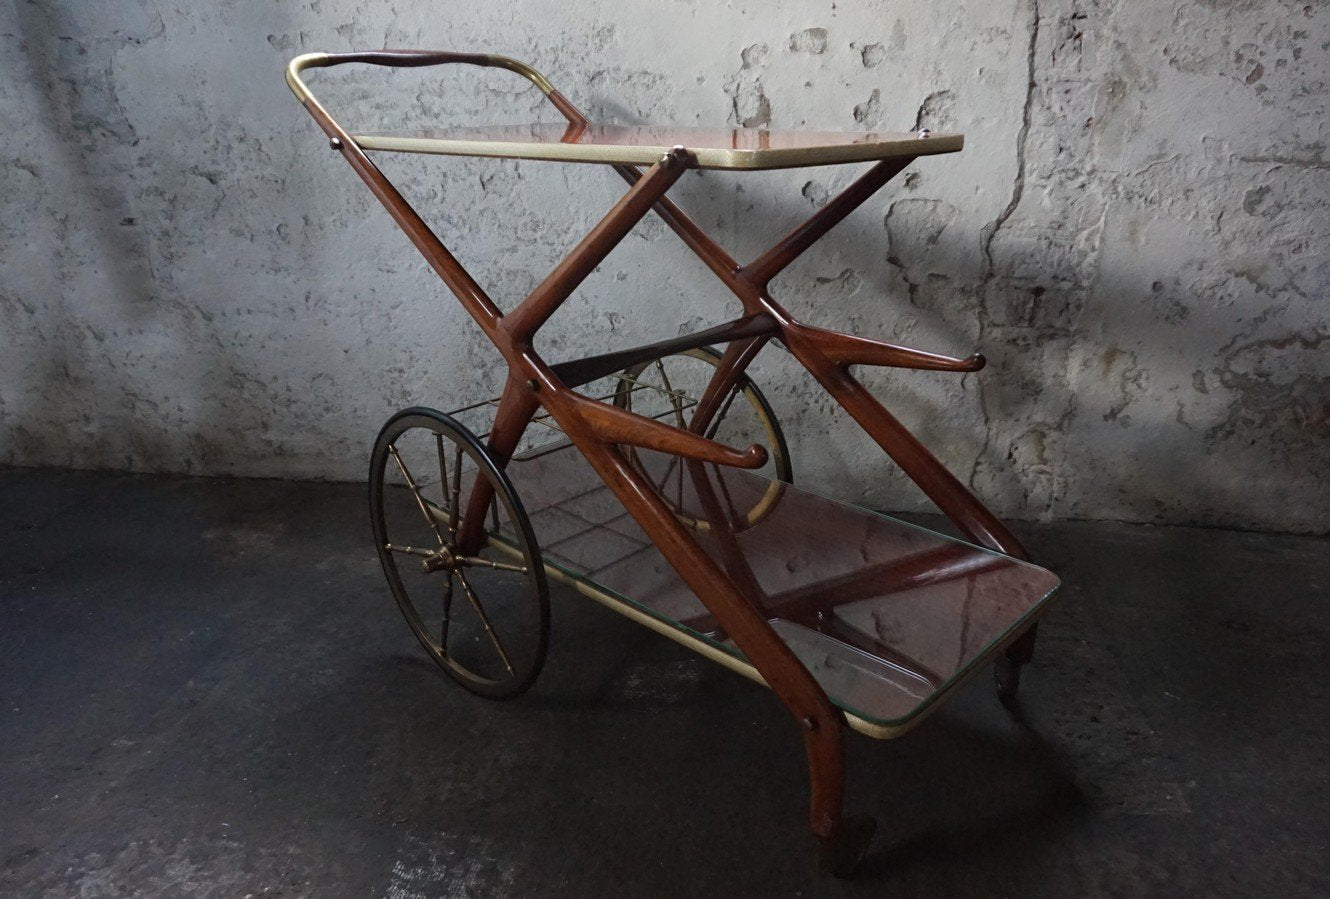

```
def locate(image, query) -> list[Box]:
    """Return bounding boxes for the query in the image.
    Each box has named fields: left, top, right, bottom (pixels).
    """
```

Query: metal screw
left=802, top=716, right=817, bottom=732
left=917, top=128, right=932, bottom=139
left=329, top=137, right=343, bottom=151
left=526, top=379, right=539, bottom=393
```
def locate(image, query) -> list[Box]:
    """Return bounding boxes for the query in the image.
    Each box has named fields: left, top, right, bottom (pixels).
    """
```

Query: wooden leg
left=674, top=457, right=874, bottom=875
left=455, top=374, right=537, bottom=555
left=566, top=442, right=871, bottom=873
left=996, top=624, right=1038, bottom=706
left=805, top=719, right=875, bottom=877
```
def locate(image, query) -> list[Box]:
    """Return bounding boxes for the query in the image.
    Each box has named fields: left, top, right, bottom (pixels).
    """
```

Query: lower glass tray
left=503, top=447, right=1060, bottom=738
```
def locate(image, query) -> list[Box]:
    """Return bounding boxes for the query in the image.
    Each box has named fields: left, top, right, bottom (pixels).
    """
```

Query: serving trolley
left=286, top=51, right=1060, bottom=876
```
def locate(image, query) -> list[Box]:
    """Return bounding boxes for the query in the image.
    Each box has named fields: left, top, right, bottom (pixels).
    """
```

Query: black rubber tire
left=370, top=407, right=549, bottom=699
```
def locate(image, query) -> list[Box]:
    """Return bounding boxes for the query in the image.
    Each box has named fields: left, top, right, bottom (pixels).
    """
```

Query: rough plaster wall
left=0, top=0, right=1326, bottom=532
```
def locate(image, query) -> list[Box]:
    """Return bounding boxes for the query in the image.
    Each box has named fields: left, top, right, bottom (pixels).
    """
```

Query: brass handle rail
left=286, top=50, right=586, bottom=126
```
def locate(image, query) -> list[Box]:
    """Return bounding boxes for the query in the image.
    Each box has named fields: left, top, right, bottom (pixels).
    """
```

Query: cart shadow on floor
left=373, top=612, right=1087, bottom=884
left=853, top=699, right=1088, bottom=879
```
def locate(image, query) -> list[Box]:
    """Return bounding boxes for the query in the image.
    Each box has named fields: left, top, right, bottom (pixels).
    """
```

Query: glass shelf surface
left=502, top=446, right=1059, bottom=731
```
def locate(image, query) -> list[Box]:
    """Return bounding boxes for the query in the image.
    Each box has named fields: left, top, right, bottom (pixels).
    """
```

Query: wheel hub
left=421, top=545, right=457, bottom=573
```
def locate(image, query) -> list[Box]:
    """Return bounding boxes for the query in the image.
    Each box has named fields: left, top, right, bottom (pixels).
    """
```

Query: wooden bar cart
left=286, top=51, right=1060, bottom=877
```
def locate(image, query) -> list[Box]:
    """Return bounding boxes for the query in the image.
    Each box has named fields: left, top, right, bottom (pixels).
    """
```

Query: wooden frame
left=287, top=50, right=1040, bottom=863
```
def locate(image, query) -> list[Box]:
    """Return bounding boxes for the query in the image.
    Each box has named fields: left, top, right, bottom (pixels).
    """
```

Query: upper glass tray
left=502, top=446, right=1058, bottom=737
left=351, top=123, right=964, bottom=170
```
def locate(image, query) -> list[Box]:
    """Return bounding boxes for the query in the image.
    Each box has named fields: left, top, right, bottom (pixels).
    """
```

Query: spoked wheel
left=613, top=346, right=792, bottom=530
left=370, top=407, right=549, bottom=699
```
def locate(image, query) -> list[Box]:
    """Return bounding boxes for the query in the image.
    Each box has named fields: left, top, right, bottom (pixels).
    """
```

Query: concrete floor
left=1, top=466, right=1327, bottom=897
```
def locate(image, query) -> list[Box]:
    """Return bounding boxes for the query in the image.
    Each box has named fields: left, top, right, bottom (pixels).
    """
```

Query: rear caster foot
left=816, top=814, right=876, bottom=878
left=995, top=656, right=1022, bottom=707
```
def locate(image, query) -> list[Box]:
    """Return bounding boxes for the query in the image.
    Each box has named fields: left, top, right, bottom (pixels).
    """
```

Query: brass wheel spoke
left=441, top=573, right=454, bottom=649
left=389, top=445, right=447, bottom=547
left=703, top=385, right=743, bottom=442
left=385, top=543, right=435, bottom=558
left=653, top=452, right=682, bottom=503
left=654, top=359, right=687, bottom=428
left=459, top=555, right=528, bottom=574
left=436, top=433, right=456, bottom=540
left=627, top=371, right=680, bottom=495
left=457, top=572, right=515, bottom=675
left=715, top=466, right=744, bottom=528
left=449, top=443, right=463, bottom=536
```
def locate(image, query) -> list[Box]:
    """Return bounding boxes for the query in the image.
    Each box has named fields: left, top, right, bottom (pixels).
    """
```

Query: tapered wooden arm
left=789, top=323, right=984, bottom=372
left=569, top=393, right=769, bottom=469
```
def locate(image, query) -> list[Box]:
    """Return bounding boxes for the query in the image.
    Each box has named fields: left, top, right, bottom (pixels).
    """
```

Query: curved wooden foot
left=996, top=624, right=1038, bottom=707
left=995, top=655, right=1023, bottom=706
left=802, top=715, right=874, bottom=877
left=816, top=813, right=877, bottom=878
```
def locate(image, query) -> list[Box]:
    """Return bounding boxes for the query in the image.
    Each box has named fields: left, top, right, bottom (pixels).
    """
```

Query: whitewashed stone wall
left=1, top=0, right=1326, bottom=532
